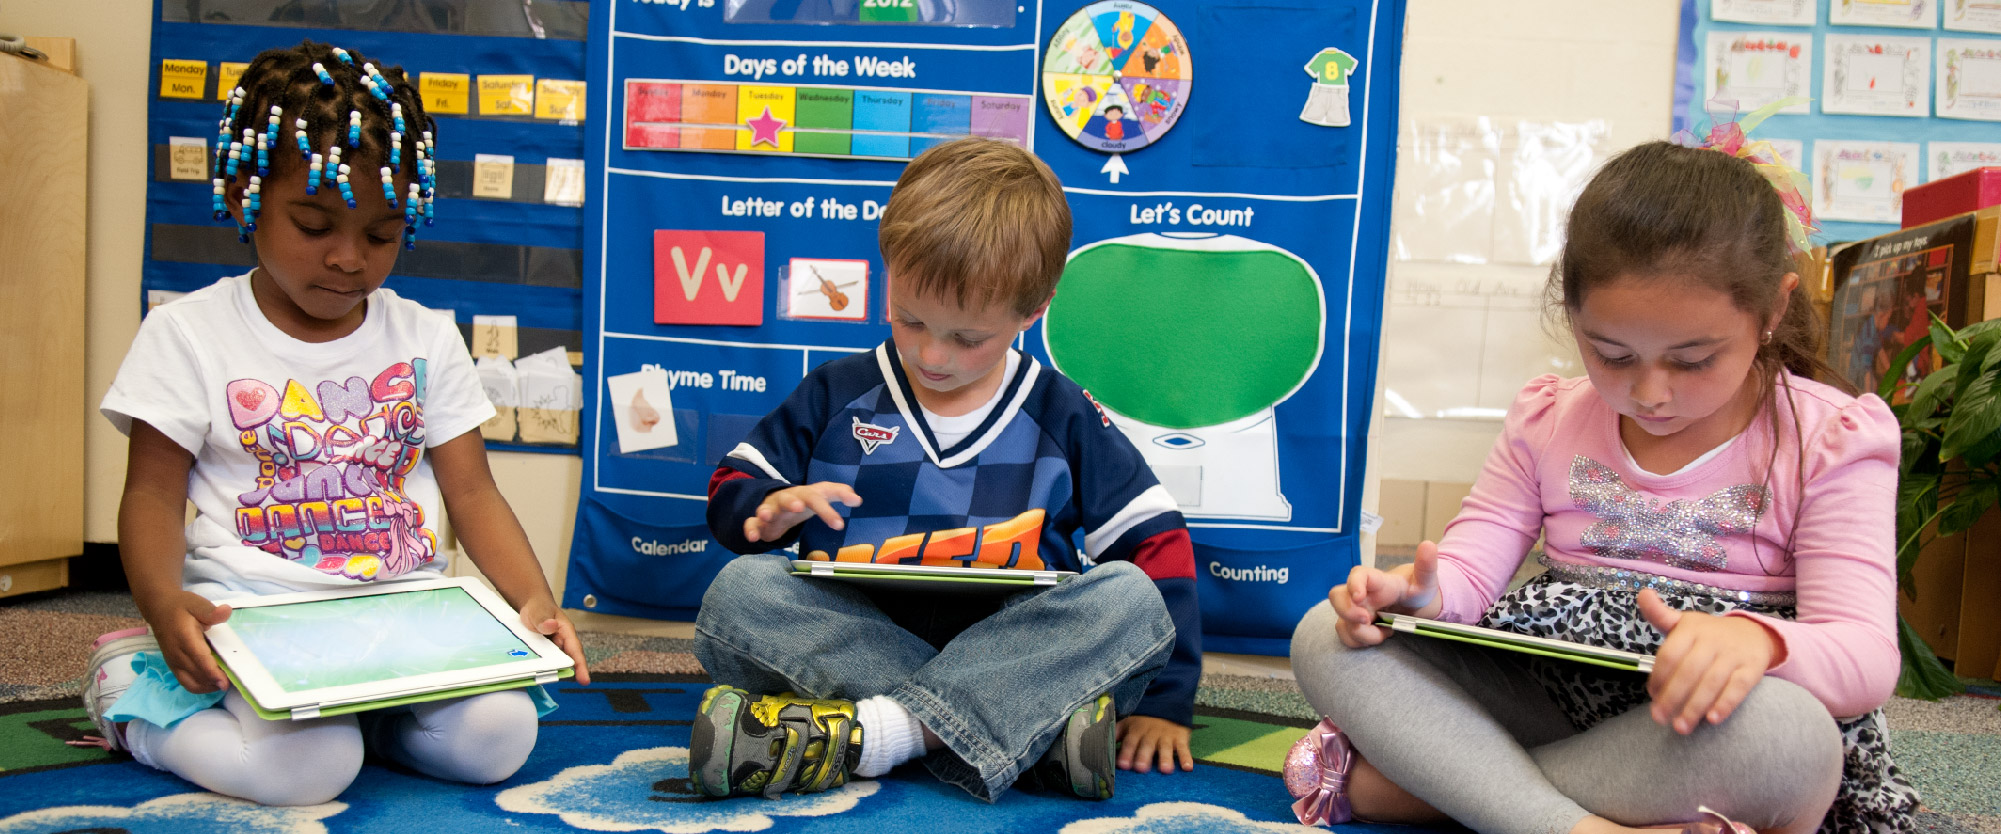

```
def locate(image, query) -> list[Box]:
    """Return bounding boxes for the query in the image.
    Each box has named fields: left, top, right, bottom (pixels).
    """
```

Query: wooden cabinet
left=0, top=48, right=88, bottom=597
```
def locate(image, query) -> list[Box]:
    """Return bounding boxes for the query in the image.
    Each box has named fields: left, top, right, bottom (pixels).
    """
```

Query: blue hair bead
left=347, top=111, right=361, bottom=148
left=307, top=153, right=324, bottom=195
left=224, top=141, right=242, bottom=177
left=336, top=163, right=357, bottom=209
left=332, top=47, right=353, bottom=66
left=313, top=62, right=335, bottom=86
left=380, top=166, right=398, bottom=207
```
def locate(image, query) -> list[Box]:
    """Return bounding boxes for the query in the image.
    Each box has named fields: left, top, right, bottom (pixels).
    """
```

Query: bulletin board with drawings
left=142, top=0, right=590, bottom=453
left=1675, top=0, right=2001, bottom=245
left=564, top=0, right=1410, bottom=654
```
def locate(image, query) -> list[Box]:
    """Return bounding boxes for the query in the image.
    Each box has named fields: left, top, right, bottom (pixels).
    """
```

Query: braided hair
left=210, top=40, right=437, bottom=249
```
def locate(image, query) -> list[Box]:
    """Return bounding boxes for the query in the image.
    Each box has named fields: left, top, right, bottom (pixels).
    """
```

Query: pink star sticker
left=747, top=106, right=786, bottom=148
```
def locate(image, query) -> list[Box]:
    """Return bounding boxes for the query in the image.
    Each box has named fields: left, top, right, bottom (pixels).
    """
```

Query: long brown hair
left=1547, top=141, right=1854, bottom=573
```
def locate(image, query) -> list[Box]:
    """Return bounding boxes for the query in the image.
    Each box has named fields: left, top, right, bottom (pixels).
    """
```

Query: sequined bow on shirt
left=1568, top=456, right=1769, bottom=572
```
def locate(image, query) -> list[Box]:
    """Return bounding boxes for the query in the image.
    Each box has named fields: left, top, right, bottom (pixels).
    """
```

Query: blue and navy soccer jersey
left=708, top=339, right=1201, bottom=724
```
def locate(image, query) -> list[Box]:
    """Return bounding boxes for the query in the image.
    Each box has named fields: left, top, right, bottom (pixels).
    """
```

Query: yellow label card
left=478, top=74, right=535, bottom=116
left=534, top=79, right=586, bottom=121
left=215, top=63, right=248, bottom=100
left=160, top=59, right=208, bottom=100
left=421, top=72, right=472, bottom=115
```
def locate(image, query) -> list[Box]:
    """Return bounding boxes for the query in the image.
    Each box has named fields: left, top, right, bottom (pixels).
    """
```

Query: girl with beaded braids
left=84, top=40, right=589, bottom=805
left=1288, top=103, right=1920, bottom=834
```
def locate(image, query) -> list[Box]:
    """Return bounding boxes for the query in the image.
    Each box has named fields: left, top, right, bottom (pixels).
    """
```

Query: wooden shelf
left=0, top=48, right=88, bottom=597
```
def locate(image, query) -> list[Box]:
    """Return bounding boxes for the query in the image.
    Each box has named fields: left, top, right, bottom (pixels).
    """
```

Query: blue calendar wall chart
left=566, top=0, right=1407, bottom=654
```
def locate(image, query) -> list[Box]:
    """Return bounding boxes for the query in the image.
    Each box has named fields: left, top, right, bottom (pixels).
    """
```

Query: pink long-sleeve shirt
left=1432, top=373, right=1901, bottom=719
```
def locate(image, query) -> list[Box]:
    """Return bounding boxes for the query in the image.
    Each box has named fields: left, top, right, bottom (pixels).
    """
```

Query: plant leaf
left=1942, top=368, right=2001, bottom=461
left=1880, top=335, right=1934, bottom=401
left=1938, top=481, right=1998, bottom=536
left=1906, top=363, right=1959, bottom=425
left=1896, top=614, right=1966, bottom=700
left=1959, top=318, right=2001, bottom=344
left=1965, top=428, right=2001, bottom=469
left=1931, top=317, right=1965, bottom=366
left=1962, top=329, right=2001, bottom=384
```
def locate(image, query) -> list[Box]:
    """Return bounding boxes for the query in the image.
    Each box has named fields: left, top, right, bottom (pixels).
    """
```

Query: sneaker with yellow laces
left=688, top=686, right=864, bottom=798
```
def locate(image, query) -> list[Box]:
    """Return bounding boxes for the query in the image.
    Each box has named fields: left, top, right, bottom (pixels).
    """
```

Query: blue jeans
left=693, top=554, right=1175, bottom=800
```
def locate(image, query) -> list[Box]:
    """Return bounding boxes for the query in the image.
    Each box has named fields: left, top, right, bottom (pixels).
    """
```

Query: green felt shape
left=0, top=709, right=114, bottom=770
left=1046, top=243, right=1322, bottom=428
left=1188, top=713, right=1299, bottom=772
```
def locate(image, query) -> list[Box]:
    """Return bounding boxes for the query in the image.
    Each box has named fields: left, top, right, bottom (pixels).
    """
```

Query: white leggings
left=126, top=689, right=539, bottom=806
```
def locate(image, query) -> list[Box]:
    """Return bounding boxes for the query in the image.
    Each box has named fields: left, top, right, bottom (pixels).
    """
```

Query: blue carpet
left=0, top=674, right=1407, bottom=834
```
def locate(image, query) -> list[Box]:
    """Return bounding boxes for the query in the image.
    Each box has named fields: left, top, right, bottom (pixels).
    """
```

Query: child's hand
left=1329, top=540, right=1442, bottom=648
left=1638, top=589, right=1781, bottom=734
left=1116, top=715, right=1194, bottom=774
left=745, top=482, right=863, bottom=543
left=139, top=591, right=233, bottom=694
left=519, top=599, right=591, bottom=686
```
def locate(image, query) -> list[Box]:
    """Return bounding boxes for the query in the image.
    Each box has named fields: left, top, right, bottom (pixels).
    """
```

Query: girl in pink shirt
left=1289, top=138, right=1916, bottom=834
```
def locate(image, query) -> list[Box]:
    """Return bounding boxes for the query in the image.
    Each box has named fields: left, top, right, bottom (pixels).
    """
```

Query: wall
left=7, top=0, right=1683, bottom=592
left=1362, top=0, right=1681, bottom=563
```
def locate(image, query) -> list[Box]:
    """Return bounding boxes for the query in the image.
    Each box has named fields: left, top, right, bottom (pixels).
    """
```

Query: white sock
left=852, top=695, right=925, bottom=777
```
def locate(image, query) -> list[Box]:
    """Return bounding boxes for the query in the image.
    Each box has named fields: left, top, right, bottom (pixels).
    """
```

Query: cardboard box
left=1903, top=167, right=2001, bottom=229
left=1900, top=509, right=2001, bottom=679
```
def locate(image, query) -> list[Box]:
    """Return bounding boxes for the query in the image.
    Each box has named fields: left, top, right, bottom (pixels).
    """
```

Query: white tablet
left=1379, top=613, right=1654, bottom=673
left=791, top=559, right=1077, bottom=593
left=205, top=576, right=574, bottom=721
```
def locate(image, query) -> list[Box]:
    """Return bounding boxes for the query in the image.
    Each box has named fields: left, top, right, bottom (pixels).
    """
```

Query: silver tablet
left=205, top=576, right=573, bottom=719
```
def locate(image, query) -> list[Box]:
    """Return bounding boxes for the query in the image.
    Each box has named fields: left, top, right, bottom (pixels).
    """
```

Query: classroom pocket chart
left=567, top=0, right=1409, bottom=652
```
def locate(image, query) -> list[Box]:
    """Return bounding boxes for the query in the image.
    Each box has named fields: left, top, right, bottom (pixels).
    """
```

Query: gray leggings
left=1289, top=603, right=1843, bottom=834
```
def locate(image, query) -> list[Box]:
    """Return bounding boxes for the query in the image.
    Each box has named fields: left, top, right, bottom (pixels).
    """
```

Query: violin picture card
left=606, top=367, right=679, bottom=454
left=1823, top=35, right=1932, bottom=117
left=781, top=258, right=870, bottom=322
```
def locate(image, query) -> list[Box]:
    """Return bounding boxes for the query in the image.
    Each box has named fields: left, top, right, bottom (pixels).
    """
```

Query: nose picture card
left=607, top=368, right=678, bottom=454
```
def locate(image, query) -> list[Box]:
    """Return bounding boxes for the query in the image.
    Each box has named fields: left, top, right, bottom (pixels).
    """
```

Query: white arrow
left=1100, top=153, right=1129, bottom=184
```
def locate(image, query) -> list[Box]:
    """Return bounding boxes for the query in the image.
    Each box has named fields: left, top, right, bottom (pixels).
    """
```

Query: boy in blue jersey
left=689, top=137, right=1200, bottom=802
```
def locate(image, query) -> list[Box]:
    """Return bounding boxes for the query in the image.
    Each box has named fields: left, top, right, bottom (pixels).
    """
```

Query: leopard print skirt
left=1480, top=573, right=1919, bottom=833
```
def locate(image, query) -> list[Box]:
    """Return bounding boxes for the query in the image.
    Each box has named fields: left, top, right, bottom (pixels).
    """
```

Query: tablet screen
left=226, top=586, right=535, bottom=692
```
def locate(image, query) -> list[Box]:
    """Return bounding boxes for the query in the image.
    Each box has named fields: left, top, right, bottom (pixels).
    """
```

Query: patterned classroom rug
left=1, top=591, right=1995, bottom=833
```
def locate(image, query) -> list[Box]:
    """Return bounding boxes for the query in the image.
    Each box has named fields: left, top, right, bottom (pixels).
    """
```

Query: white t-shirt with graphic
left=102, top=273, right=495, bottom=601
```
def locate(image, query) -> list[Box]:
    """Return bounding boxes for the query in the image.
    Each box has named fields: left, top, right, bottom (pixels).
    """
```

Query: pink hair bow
left=1671, top=98, right=1818, bottom=256
left=1284, top=718, right=1356, bottom=826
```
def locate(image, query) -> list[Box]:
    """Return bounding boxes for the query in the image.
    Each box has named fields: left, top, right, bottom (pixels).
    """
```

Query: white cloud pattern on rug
left=1060, top=801, right=1321, bottom=834
left=0, top=793, right=345, bottom=833
left=495, top=746, right=880, bottom=832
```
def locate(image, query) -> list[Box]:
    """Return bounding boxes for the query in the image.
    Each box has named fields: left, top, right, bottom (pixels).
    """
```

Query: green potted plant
left=1879, top=315, right=2001, bottom=700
